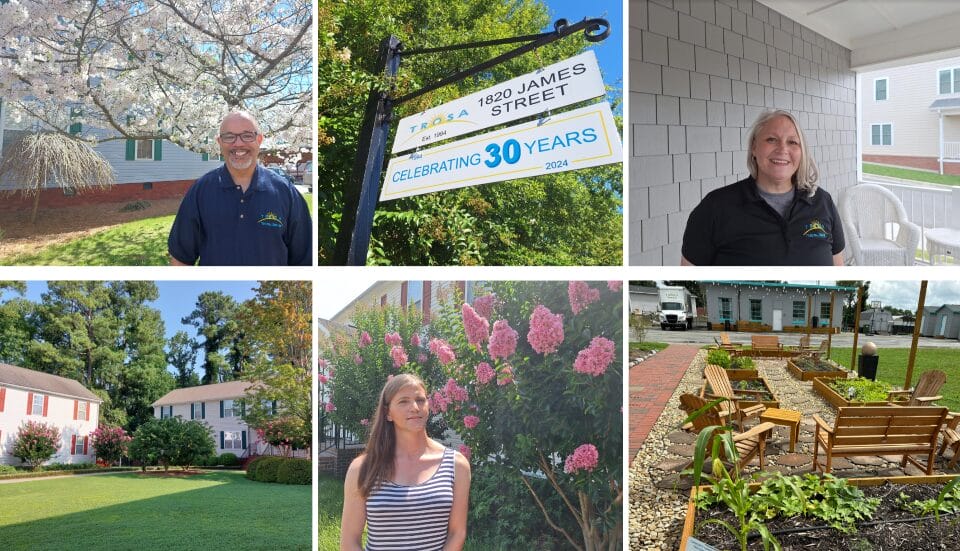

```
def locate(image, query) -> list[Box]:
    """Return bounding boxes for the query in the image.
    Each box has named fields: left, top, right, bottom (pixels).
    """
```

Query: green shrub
left=245, top=456, right=267, bottom=479
left=828, top=377, right=891, bottom=402
left=253, top=456, right=284, bottom=483
left=276, top=458, right=311, bottom=485
left=706, top=348, right=731, bottom=368
left=729, top=356, right=754, bottom=370
left=218, top=453, right=239, bottom=467
left=0, top=465, right=18, bottom=474
left=42, top=462, right=96, bottom=472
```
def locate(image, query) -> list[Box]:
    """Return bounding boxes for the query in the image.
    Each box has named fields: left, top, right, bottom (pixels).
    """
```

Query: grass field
left=828, top=347, right=960, bottom=410
left=863, top=162, right=960, bottom=187
left=0, top=471, right=310, bottom=550
left=2, top=193, right=314, bottom=266
left=630, top=341, right=669, bottom=352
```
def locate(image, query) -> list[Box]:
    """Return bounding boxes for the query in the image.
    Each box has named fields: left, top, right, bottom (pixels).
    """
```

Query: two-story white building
left=151, top=381, right=277, bottom=457
left=0, top=362, right=101, bottom=466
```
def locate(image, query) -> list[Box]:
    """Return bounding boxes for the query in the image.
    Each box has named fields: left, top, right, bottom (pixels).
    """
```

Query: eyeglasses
left=219, top=131, right=259, bottom=144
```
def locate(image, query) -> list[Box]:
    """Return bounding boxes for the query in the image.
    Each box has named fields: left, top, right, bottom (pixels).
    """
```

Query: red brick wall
left=862, top=154, right=960, bottom=175
left=0, top=180, right=193, bottom=212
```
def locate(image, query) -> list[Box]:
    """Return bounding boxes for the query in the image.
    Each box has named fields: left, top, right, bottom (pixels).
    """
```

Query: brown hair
left=358, top=373, right=427, bottom=498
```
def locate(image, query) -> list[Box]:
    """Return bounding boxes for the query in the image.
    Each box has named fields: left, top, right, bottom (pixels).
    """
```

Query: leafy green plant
left=0, top=465, right=18, bottom=474
left=706, top=349, right=732, bottom=369
left=729, top=356, right=755, bottom=370
left=276, top=458, right=312, bottom=485
left=828, top=377, right=892, bottom=402
left=897, top=476, right=960, bottom=520
left=12, top=421, right=61, bottom=470
left=218, top=453, right=239, bottom=467
left=253, top=456, right=284, bottom=483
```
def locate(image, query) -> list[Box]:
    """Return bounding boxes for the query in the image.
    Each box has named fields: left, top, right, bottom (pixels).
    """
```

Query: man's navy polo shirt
left=681, top=176, right=844, bottom=266
left=168, top=165, right=312, bottom=266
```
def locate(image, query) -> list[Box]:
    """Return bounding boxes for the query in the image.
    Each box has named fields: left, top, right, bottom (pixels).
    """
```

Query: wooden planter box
left=702, top=375, right=780, bottom=410
left=786, top=358, right=849, bottom=382
left=811, top=377, right=892, bottom=409
left=723, top=368, right=759, bottom=380
left=679, top=474, right=958, bottom=550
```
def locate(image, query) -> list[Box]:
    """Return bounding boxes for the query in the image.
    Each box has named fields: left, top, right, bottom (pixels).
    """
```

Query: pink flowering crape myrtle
left=359, top=331, right=372, bottom=347
left=472, top=293, right=496, bottom=320
left=488, top=319, right=518, bottom=360
left=463, top=415, right=480, bottom=429
left=384, top=331, right=403, bottom=347
left=568, top=281, right=600, bottom=315
left=573, top=336, right=616, bottom=377
left=429, top=338, right=457, bottom=365
left=475, top=362, right=496, bottom=385
left=564, top=443, right=600, bottom=474
left=527, top=304, right=564, bottom=354
left=389, top=345, right=408, bottom=369
left=461, top=303, right=490, bottom=346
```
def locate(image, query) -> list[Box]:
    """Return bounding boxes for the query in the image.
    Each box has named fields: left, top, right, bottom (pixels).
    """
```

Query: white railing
left=944, top=142, right=960, bottom=160
left=863, top=179, right=956, bottom=263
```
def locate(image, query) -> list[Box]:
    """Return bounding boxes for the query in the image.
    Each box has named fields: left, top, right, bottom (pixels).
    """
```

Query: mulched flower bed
left=786, top=357, right=849, bottom=381
left=693, top=482, right=960, bottom=550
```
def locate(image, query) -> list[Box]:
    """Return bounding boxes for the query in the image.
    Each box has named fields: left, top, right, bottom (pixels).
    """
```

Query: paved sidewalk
left=628, top=344, right=701, bottom=461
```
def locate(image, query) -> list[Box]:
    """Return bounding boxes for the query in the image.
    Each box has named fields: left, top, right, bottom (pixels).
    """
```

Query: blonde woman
left=681, top=109, right=845, bottom=266
left=341, top=374, right=471, bottom=551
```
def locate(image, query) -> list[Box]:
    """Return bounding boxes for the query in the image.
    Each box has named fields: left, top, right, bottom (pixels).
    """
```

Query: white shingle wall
left=630, top=0, right=859, bottom=265
left=0, top=387, right=99, bottom=466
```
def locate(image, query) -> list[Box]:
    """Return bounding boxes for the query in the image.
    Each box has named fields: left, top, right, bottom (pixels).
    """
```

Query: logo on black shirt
left=802, top=219, right=828, bottom=239
left=258, top=212, right=283, bottom=228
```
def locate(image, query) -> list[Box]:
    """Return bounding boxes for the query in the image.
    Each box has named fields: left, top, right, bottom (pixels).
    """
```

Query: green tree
left=90, top=426, right=132, bottom=466
left=129, top=417, right=215, bottom=472
left=240, top=282, right=313, bottom=451
left=182, top=292, right=240, bottom=384
left=319, top=0, right=622, bottom=265
left=837, top=281, right=869, bottom=330
left=13, top=421, right=62, bottom=470
left=0, top=283, right=34, bottom=365
left=167, top=331, right=200, bottom=388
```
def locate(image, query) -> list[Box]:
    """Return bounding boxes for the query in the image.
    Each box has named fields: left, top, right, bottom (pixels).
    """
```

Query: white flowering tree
left=0, top=0, right=311, bottom=152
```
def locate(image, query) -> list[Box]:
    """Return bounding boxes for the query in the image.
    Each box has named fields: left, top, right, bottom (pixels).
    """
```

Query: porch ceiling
left=760, top=0, right=960, bottom=71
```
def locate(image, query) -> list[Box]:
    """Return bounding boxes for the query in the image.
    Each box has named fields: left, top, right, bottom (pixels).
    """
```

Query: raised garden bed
left=680, top=475, right=960, bottom=550
left=786, top=357, right=849, bottom=382
left=812, top=377, right=892, bottom=409
left=703, top=375, right=780, bottom=409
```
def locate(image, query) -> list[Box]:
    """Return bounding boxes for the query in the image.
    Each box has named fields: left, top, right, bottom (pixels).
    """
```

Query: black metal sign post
left=333, top=18, right=610, bottom=265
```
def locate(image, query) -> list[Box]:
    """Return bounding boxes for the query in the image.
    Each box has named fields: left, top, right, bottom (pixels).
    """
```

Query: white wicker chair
left=839, top=183, right=920, bottom=265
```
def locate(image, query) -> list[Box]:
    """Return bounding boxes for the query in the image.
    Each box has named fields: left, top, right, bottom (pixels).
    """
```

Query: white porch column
left=940, top=110, right=944, bottom=175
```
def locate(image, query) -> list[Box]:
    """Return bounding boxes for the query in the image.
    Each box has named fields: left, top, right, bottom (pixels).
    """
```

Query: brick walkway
left=629, top=344, right=702, bottom=461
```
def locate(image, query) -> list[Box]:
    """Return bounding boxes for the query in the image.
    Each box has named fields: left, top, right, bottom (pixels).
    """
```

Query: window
left=408, top=281, right=423, bottom=312
left=792, top=301, right=806, bottom=325
left=77, top=401, right=87, bottom=421
left=159, top=405, right=172, bottom=419
left=939, top=68, right=960, bottom=94
left=223, top=431, right=244, bottom=450
left=820, top=302, right=831, bottom=325
left=749, top=299, right=762, bottom=322
left=74, top=435, right=85, bottom=455
left=871, top=124, right=892, bottom=146
left=31, top=393, right=44, bottom=415
left=719, top=298, right=732, bottom=321
left=191, top=402, right=205, bottom=419
left=221, top=399, right=242, bottom=418
left=874, top=78, right=887, bottom=101
left=135, top=139, right=154, bottom=160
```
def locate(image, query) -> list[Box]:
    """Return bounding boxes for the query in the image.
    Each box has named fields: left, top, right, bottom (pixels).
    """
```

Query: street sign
left=391, top=50, right=606, bottom=154
left=381, top=101, right=622, bottom=201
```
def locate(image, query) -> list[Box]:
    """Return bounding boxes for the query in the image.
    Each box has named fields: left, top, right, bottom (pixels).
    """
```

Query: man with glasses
left=167, top=110, right=312, bottom=265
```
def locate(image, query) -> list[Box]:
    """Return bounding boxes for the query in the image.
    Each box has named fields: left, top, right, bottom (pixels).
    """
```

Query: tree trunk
left=30, top=191, right=40, bottom=224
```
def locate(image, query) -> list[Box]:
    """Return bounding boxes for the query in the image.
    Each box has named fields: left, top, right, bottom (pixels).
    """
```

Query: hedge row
left=245, top=456, right=311, bottom=485
left=0, top=466, right=138, bottom=480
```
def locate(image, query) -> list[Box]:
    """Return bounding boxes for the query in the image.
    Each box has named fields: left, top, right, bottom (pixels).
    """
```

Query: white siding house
left=330, top=281, right=481, bottom=326
left=151, top=381, right=280, bottom=457
left=0, top=363, right=101, bottom=466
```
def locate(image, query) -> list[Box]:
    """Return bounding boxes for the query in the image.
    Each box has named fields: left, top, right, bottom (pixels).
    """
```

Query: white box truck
left=658, top=286, right=696, bottom=330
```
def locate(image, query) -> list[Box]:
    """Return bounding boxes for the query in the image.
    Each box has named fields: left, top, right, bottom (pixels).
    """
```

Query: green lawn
left=863, top=162, right=960, bottom=187
left=828, top=347, right=960, bottom=411
left=0, top=470, right=309, bottom=550
left=2, top=193, right=314, bottom=266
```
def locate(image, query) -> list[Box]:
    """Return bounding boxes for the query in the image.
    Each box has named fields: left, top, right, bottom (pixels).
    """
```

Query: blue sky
left=543, top=0, right=623, bottom=88
left=23, top=281, right=259, bottom=342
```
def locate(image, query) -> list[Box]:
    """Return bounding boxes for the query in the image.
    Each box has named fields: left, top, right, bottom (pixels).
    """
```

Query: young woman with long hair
left=340, top=373, right=471, bottom=551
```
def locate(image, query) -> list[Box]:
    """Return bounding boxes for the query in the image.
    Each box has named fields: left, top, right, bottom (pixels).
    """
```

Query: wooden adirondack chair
left=888, top=370, right=947, bottom=406
left=796, top=339, right=828, bottom=361
left=702, top=364, right=766, bottom=430
left=679, top=393, right=776, bottom=473
left=714, top=332, right=740, bottom=352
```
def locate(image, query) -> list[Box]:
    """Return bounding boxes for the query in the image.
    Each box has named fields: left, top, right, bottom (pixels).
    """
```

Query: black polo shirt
left=681, top=176, right=844, bottom=266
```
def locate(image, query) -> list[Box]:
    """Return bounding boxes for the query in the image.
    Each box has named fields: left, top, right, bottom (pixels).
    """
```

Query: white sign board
left=381, top=101, right=622, bottom=201
left=391, top=50, right=606, bottom=154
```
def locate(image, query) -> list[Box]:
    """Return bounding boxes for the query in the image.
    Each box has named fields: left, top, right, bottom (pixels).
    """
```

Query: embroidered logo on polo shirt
left=802, top=219, right=829, bottom=239
left=258, top=212, right=283, bottom=228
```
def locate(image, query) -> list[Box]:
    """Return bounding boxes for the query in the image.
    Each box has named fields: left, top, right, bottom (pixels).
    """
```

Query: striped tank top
left=365, top=447, right=455, bottom=551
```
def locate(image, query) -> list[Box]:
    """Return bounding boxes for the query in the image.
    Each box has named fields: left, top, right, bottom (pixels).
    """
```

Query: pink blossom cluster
left=318, top=374, right=329, bottom=384
left=462, top=303, right=490, bottom=346
left=573, top=336, right=616, bottom=377
left=607, top=281, right=622, bottom=292
left=568, top=281, right=600, bottom=314
left=429, top=338, right=456, bottom=365
left=564, top=443, right=599, bottom=474
left=463, top=415, right=480, bottom=429
left=410, top=333, right=421, bottom=347
left=418, top=353, right=429, bottom=364
left=353, top=354, right=363, bottom=365
left=497, top=365, right=514, bottom=386
left=384, top=332, right=403, bottom=347
left=430, top=391, right=450, bottom=414
left=359, top=331, right=372, bottom=348
left=472, top=294, right=496, bottom=320
left=458, top=444, right=472, bottom=461
left=389, top=345, right=408, bottom=368
left=528, top=305, right=564, bottom=354
left=324, top=402, right=335, bottom=412
left=474, top=362, right=496, bottom=385
left=443, top=378, right=469, bottom=403
left=360, top=419, right=370, bottom=426
left=488, top=319, right=518, bottom=360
